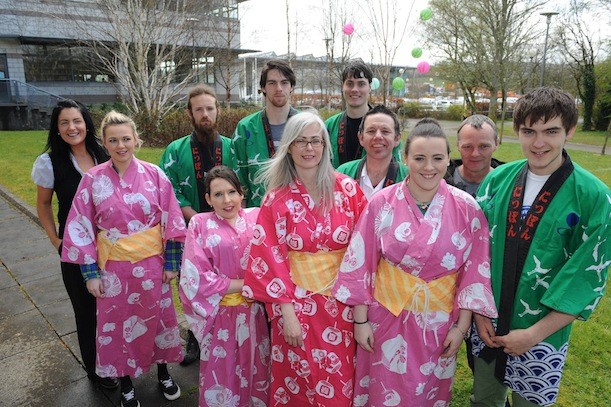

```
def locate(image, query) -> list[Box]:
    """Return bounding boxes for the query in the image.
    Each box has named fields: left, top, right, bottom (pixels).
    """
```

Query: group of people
left=31, top=57, right=609, bottom=407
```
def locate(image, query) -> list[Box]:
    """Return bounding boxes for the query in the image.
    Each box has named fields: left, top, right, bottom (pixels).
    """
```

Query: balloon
left=411, top=47, right=423, bottom=58
left=392, top=77, right=405, bottom=91
left=420, top=8, right=433, bottom=21
left=417, top=61, right=431, bottom=74
left=343, top=23, right=355, bottom=35
left=371, top=78, right=380, bottom=90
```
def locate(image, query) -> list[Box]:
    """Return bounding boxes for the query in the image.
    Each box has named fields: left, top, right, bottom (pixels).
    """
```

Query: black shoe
left=179, top=330, right=200, bottom=366
left=88, top=373, right=119, bottom=390
left=120, top=386, right=140, bottom=407
left=158, top=374, right=181, bottom=401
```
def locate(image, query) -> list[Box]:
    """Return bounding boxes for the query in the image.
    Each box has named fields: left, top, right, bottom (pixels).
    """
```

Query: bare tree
left=359, top=0, right=415, bottom=104
left=56, top=0, right=212, bottom=133
left=558, top=0, right=601, bottom=131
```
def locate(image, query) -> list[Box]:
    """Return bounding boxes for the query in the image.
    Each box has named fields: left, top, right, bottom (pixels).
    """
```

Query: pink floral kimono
left=180, top=208, right=270, bottom=407
left=333, top=179, right=497, bottom=406
left=61, top=158, right=186, bottom=378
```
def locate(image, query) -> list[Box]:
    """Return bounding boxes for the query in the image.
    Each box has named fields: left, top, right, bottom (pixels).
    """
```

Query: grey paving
left=0, top=186, right=200, bottom=406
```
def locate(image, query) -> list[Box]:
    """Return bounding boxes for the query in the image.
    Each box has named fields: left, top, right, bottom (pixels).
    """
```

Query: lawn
left=1, top=130, right=610, bottom=405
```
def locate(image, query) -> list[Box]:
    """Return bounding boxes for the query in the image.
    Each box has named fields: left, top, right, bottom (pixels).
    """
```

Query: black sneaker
left=158, top=374, right=181, bottom=401
left=88, top=373, right=119, bottom=390
left=120, top=386, right=140, bottom=407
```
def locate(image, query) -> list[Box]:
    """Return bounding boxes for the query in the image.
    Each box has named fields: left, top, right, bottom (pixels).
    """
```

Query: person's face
left=342, top=74, right=371, bottom=109
left=262, top=69, right=293, bottom=108
left=518, top=116, right=574, bottom=176
left=457, top=123, right=498, bottom=175
left=188, top=93, right=218, bottom=133
left=103, top=124, right=136, bottom=167
left=289, top=123, right=325, bottom=173
left=205, top=178, right=244, bottom=222
left=406, top=136, right=449, bottom=198
left=359, top=113, right=400, bottom=161
left=57, top=108, right=87, bottom=148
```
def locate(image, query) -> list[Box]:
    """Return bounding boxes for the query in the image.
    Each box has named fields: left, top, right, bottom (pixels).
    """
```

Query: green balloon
left=420, top=8, right=433, bottom=21
left=392, top=77, right=405, bottom=91
left=411, top=47, right=423, bottom=58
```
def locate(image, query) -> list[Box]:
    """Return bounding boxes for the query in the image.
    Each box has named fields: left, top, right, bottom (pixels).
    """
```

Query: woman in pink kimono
left=179, top=165, right=269, bottom=406
left=61, top=111, right=186, bottom=407
left=243, top=112, right=367, bottom=406
left=333, top=118, right=497, bottom=407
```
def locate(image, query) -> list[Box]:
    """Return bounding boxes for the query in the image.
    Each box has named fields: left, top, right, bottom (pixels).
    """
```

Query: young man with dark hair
left=231, top=59, right=298, bottom=206
left=471, top=87, right=610, bottom=406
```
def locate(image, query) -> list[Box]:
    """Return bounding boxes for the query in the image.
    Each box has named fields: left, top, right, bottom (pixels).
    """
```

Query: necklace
left=406, top=186, right=432, bottom=211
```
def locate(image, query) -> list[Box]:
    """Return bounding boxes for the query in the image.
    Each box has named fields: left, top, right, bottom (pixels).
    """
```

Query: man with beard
left=160, top=84, right=232, bottom=365
left=231, top=59, right=298, bottom=206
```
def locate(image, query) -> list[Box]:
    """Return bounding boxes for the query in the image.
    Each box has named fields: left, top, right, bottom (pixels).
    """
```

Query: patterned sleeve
left=230, top=122, right=249, bottom=200
left=31, top=154, right=54, bottom=189
left=243, top=190, right=296, bottom=304
left=179, top=215, right=231, bottom=337
left=541, top=187, right=611, bottom=320
left=455, top=202, right=498, bottom=318
left=160, top=142, right=192, bottom=209
left=60, top=173, right=99, bottom=265
left=156, top=165, right=187, bottom=243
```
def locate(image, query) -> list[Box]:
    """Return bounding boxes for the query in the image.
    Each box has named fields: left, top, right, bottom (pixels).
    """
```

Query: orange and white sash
left=288, top=249, right=346, bottom=297
left=97, top=224, right=163, bottom=270
left=220, top=292, right=250, bottom=307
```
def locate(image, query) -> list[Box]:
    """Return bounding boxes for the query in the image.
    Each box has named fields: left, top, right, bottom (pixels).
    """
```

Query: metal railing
left=0, top=79, right=65, bottom=111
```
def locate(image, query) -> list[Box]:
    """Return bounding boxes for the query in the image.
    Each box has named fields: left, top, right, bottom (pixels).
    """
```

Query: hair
left=44, top=99, right=105, bottom=160
left=259, top=59, right=297, bottom=90
left=99, top=111, right=143, bottom=149
left=256, top=111, right=335, bottom=209
left=342, top=59, right=373, bottom=83
left=457, top=114, right=498, bottom=143
left=187, top=84, right=219, bottom=112
left=513, top=87, right=578, bottom=133
left=359, top=104, right=401, bottom=137
left=204, top=165, right=244, bottom=196
left=404, top=117, right=450, bottom=157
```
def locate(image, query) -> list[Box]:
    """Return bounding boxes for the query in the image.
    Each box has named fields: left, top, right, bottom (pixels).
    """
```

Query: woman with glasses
left=333, top=118, right=497, bottom=406
left=243, top=111, right=367, bottom=407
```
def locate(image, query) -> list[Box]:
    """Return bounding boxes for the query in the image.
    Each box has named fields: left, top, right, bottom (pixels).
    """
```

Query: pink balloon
left=417, top=61, right=430, bottom=74
left=343, top=23, right=355, bottom=35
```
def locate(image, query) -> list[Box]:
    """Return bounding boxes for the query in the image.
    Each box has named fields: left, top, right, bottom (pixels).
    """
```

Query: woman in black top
left=31, top=100, right=117, bottom=389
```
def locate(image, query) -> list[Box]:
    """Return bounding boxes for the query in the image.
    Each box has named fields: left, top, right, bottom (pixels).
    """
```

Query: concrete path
left=0, top=186, right=199, bottom=406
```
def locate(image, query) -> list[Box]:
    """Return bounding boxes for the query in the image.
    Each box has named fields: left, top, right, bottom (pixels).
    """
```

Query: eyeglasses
left=293, top=138, right=324, bottom=149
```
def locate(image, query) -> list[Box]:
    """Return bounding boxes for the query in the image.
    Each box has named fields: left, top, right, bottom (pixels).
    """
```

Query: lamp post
left=324, top=37, right=332, bottom=110
left=186, top=17, right=199, bottom=82
left=539, top=11, right=558, bottom=87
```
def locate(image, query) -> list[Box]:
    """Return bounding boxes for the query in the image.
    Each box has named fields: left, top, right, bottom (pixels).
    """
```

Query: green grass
left=495, top=121, right=609, bottom=146
left=2, top=129, right=610, bottom=405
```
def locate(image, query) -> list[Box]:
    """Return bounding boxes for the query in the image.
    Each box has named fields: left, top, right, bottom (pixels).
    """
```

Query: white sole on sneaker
left=162, top=385, right=181, bottom=401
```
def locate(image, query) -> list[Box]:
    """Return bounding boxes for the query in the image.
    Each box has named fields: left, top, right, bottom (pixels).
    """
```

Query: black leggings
left=61, top=261, right=97, bottom=375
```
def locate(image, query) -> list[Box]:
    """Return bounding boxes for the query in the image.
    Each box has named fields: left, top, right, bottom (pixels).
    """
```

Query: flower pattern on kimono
left=123, top=192, right=151, bottom=215
left=206, top=218, right=219, bottom=230
left=92, top=174, right=114, bottom=205
left=141, top=279, right=155, bottom=290
left=123, top=315, right=151, bottom=343
left=434, top=355, right=456, bottom=379
left=440, top=253, right=456, bottom=270
left=217, top=328, right=230, bottom=342
left=374, top=203, right=394, bottom=236
left=478, top=261, right=491, bottom=278
left=102, top=271, right=122, bottom=297
left=334, top=285, right=351, bottom=303
left=67, top=246, right=80, bottom=262
left=102, top=322, right=116, bottom=332
left=354, top=394, right=369, bottom=407
left=340, top=232, right=365, bottom=273
left=180, top=258, right=200, bottom=300
left=201, top=332, right=213, bottom=361
left=132, top=266, right=145, bottom=278
left=236, top=313, right=250, bottom=346
left=127, top=220, right=146, bottom=233
left=378, top=334, right=408, bottom=374
left=79, top=188, right=90, bottom=205
left=394, top=222, right=412, bottom=242
left=206, top=234, right=222, bottom=248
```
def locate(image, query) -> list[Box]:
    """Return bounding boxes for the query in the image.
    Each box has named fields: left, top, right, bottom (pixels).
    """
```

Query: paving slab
left=21, top=273, right=70, bottom=308
left=6, top=253, right=59, bottom=284
left=41, top=299, right=78, bottom=337
left=0, top=233, right=55, bottom=268
left=0, top=308, right=57, bottom=360
left=0, top=262, right=18, bottom=289
left=41, top=377, right=116, bottom=407
left=0, top=284, right=34, bottom=320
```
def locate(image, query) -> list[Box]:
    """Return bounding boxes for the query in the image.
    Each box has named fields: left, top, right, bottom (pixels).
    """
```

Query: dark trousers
left=61, top=261, right=97, bottom=375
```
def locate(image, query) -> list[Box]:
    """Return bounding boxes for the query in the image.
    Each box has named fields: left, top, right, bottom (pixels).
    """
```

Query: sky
left=238, top=0, right=431, bottom=67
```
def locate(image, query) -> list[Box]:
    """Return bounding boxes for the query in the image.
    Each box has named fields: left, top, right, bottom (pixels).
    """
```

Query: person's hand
left=86, top=278, right=105, bottom=298
left=474, top=313, right=498, bottom=348
left=354, top=322, right=374, bottom=353
left=163, top=270, right=178, bottom=284
left=494, top=329, right=537, bottom=357
left=441, top=326, right=463, bottom=358
left=56, top=240, right=63, bottom=256
left=280, top=305, right=303, bottom=347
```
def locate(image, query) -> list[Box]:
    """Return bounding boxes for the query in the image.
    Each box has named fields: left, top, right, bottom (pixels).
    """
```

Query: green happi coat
left=325, top=112, right=402, bottom=168
left=336, top=157, right=408, bottom=185
left=159, top=133, right=232, bottom=213
left=472, top=157, right=610, bottom=406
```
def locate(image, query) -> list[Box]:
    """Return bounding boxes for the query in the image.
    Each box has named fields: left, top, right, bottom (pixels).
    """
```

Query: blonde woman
left=61, top=111, right=186, bottom=407
left=243, top=112, right=367, bottom=406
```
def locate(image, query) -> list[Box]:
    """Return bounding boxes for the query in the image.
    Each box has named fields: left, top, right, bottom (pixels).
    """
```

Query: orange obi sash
left=97, top=224, right=163, bottom=270
left=220, top=292, right=250, bottom=307
left=288, top=249, right=346, bottom=297
left=374, top=258, right=457, bottom=316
